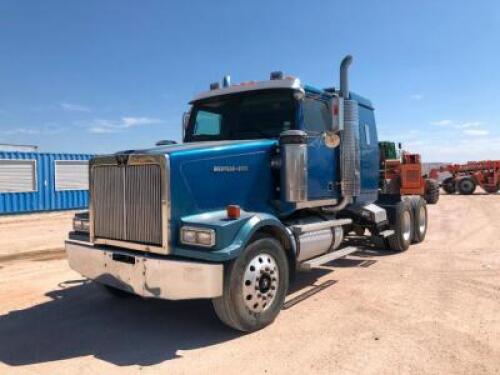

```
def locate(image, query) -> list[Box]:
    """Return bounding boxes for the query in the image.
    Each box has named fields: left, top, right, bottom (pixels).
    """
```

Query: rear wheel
left=483, top=185, right=500, bottom=194
left=212, top=237, right=289, bottom=332
left=409, top=197, right=427, bottom=243
left=457, top=177, right=476, bottom=195
left=424, top=179, right=440, bottom=204
left=387, top=200, right=414, bottom=252
left=442, top=177, right=456, bottom=194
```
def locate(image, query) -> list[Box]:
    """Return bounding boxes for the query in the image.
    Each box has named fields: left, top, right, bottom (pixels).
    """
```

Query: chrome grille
left=92, top=163, right=163, bottom=246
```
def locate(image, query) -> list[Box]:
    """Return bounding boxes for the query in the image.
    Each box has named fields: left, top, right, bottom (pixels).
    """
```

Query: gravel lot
left=0, top=193, right=499, bottom=375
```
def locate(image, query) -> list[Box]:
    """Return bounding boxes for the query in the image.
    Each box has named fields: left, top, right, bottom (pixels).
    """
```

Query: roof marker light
left=270, top=71, right=284, bottom=80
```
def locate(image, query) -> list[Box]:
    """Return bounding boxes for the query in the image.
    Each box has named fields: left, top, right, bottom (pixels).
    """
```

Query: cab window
left=303, top=97, right=330, bottom=133
left=364, top=123, right=371, bottom=145
left=193, top=110, right=222, bottom=136
left=185, top=90, right=296, bottom=142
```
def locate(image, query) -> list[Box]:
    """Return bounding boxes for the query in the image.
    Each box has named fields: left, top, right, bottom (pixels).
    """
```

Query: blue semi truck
left=66, top=56, right=428, bottom=331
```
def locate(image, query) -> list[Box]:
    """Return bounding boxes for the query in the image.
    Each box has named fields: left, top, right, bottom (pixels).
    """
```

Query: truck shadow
left=288, top=268, right=333, bottom=295
left=0, top=280, right=240, bottom=367
left=0, top=246, right=386, bottom=368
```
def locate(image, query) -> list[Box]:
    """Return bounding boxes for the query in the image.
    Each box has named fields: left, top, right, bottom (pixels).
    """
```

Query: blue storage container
left=0, top=152, right=94, bottom=214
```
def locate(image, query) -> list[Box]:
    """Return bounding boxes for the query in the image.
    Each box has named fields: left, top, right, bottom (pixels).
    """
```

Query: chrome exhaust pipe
left=328, top=55, right=359, bottom=212
left=340, top=55, right=353, bottom=99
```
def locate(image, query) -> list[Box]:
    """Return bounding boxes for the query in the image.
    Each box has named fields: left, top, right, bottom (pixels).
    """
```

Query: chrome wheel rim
left=419, top=206, right=426, bottom=235
left=402, top=211, right=412, bottom=242
left=242, top=253, right=279, bottom=313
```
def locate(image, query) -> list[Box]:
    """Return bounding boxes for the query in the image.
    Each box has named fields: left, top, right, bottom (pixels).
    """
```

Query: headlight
left=180, top=226, right=215, bottom=247
left=73, top=213, right=89, bottom=233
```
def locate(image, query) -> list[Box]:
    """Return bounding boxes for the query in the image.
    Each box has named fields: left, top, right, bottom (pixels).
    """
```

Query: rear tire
left=457, top=177, right=476, bottom=195
left=387, top=200, right=413, bottom=252
left=483, top=185, right=499, bottom=194
left=212, top=237, right=289, bottom=332
left=442, top=177, right=456, bottom=194
left=409, top=197, right=427, bottom=243
left=424, top=179, right=440, bottom=204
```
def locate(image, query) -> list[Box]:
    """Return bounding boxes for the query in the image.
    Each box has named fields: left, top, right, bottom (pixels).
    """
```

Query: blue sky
left=0, top=1, right=499, bottom=162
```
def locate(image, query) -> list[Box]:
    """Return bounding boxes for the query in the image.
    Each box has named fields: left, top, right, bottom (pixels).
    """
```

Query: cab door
left=302, top=96, right=340, bottom=201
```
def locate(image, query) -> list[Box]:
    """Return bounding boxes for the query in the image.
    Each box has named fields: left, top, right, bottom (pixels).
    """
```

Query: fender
left=172, top=211, right=296, bottom=262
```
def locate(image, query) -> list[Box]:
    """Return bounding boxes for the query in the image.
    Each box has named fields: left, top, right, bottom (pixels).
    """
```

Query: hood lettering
left=213, top=166, right=249, bottom=173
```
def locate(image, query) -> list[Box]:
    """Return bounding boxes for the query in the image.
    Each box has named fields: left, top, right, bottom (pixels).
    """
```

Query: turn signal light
left=227, top=205, right=241, bottom=220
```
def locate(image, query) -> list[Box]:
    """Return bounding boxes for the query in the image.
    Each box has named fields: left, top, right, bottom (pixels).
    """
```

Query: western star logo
left=213, top=165, right=249, bottom=173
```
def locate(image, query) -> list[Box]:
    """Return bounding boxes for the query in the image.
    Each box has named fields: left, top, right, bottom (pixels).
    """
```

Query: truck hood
left=161, top=138, right=280, bottom=245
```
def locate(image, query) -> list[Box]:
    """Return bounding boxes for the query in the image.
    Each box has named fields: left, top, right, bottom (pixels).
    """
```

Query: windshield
left=184, top=90, right=296, bottom=142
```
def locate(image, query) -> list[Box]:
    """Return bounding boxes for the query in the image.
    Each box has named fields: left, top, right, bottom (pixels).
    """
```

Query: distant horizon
left=1, top=1, right=499, bottom=162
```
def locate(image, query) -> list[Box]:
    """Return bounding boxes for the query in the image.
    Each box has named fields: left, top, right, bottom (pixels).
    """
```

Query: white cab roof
left=191, top=77, right=304, bottom=103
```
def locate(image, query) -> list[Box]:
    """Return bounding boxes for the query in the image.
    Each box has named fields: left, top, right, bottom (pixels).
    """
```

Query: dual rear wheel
left=442, top=177, right=478, bottom=195
left=387, top=197, right=427, bottom=252
left=457, top=177, right=476, bottom=195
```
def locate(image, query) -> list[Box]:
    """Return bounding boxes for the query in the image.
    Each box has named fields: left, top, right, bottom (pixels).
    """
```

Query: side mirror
left=328, top=95, right=343, bottom=133
left=182, top=111, right=190, bottom=138
left=155, top=140, right=177, bottom=146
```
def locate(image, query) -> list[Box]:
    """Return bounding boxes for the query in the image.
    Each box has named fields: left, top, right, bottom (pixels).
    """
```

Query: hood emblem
left=116, top=154, right=130, bottom=166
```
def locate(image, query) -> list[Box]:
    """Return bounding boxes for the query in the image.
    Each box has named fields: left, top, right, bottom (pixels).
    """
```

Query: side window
left=303, top=97, right=330, bottom=133
left=364, top=123, right=371, bottom=145
left=193, top=110, right=222, bottom=136
left=55, top=160, right=89, bottom=191
left=0, top=159, right=37, bottom=192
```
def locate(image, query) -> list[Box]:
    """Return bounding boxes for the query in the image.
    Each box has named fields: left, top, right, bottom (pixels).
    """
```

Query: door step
left=298, top=246, right=359, bottom=271
left=291, top=218, right=352, bottom=235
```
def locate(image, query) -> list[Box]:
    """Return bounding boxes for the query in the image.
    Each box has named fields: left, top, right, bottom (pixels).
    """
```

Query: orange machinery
left=380, top=146, right=440, bottom=204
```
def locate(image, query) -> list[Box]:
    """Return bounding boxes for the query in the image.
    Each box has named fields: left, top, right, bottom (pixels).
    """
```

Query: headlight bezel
left=180, top=226, right=216, bottom=248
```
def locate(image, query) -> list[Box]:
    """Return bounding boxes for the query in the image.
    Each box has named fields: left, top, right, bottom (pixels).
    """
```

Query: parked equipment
left=65, top=56, right=431, bottom=332
left=379, top=141, right=440, bottom=204
left=430, top=160, right=500, bottom=195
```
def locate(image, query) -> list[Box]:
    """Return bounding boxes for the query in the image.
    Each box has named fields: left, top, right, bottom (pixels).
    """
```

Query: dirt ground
left=0, top=193, right=499, bottom=375
left=0, top=211, right=75, bottom=259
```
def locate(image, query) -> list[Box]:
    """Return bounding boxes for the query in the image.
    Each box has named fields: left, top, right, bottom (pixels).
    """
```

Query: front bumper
left=66, top=240, right=223, bottom=300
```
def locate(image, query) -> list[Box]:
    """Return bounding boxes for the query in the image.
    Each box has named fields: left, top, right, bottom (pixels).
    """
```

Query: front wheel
left=212, top=237, right=289, bottom=332
left=424, top=179, right=440, bottom=204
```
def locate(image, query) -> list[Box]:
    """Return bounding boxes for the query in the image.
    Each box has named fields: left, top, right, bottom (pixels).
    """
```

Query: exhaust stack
left=329, top=55, right=360, bottom=212
left=340, top=55, right=353, bottom=99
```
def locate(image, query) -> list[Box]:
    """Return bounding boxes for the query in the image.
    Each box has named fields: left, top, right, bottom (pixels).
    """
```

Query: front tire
left=424, top=179, right=440, bottom=204
left=212, top=237, right=289, bottom=332
left=387, top=200, right=414, bottom=252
